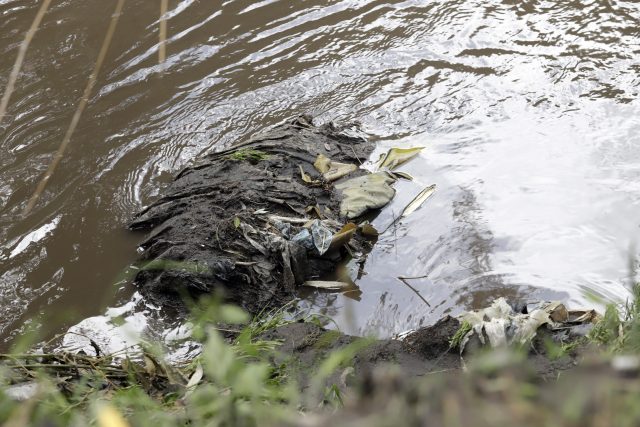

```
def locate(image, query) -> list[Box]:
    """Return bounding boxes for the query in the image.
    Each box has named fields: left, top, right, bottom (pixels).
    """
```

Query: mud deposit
left=129, top=116, right=376, bottom=314
left=262, top=315, right=583, bottom=390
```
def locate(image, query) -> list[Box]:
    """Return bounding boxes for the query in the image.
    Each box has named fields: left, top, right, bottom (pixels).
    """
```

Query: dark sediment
left=261, top=316, right=584, bottom=392
left=129, top=116, right=375, bottom=314
left=263, top=317, right=464, bottom=385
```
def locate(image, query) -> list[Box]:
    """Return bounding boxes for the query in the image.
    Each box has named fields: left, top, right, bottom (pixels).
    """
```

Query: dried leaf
left=313, top=154, right=357, bottom=181
left=400, top=184, right=436, bottom=218
left=185, top=363, right=204, bottom=396
left=339, top=223, right=357, bottom=233
left=241, top=224, right=268, bottom=255
left=143, top=355, right=156, bottom=377
left=299, top=165, right=313, bottom=183
left=568, top=309, right=599, bottom=323
left=313, top=154, right=331, bottom=173
left=389, top=171, right=414, bottom=181
left=329, top=223, right=357, bottom=251
left=377, top=146, right=425, bottom=170
left=305, top=205, right=324, bottom=219
left=360, top=223, right=379, bottom=238
left=303, top=281, right=350, bottom=291
left=324, top=161, right=357, bottom=182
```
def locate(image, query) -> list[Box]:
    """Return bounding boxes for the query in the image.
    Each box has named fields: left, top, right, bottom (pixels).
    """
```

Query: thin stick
left=349, top=145, right=363, bottom=166
left=0, top=0, right=52, bottom=127
left=397, top=276, right=431, bottom=307
left=23, top=0, right=126, bottom=216
left=159, top=0, right=168, bottom=64
left=398, top=275, right=429, bottom=280
left=382, top=209, right=401, bottom=235
left=392, top=209, right=398, bottom=257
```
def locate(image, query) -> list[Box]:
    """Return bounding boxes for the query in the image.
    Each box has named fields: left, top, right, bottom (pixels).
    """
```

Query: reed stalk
left=23, top=0, right=126, bottom=216
left=159, top=0, right=169, bottom=64
left=0, top=0, right=52, bottom=127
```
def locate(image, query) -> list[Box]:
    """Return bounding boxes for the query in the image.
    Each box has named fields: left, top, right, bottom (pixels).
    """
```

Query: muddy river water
left=1, top=0, right=639, bottom=346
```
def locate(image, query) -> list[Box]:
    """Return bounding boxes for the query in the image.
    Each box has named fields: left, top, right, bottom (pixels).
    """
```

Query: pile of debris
left=453, top=297, right=599, bottom=355
left=129, top=116, right=433, bottom=314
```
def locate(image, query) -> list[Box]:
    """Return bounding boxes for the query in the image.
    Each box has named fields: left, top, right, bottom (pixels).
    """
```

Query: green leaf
left=234, top=217, right=241, bottom=228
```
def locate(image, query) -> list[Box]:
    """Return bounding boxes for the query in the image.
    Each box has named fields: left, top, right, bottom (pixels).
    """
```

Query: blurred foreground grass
left=2, top=287, right=640, bottom=427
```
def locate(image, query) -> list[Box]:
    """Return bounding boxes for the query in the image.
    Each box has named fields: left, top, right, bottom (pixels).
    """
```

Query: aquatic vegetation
left=449, top=320, right=472, bottom=350
left=226, top=148, right=271, bottom=162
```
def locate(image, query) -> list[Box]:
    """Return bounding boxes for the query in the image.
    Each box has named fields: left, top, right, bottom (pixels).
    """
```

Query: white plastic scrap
left=5, top=382, right=38, bottom=401
left=311, top=220, right=332, bottom=255
left=458, top=298, right=566, bottom=352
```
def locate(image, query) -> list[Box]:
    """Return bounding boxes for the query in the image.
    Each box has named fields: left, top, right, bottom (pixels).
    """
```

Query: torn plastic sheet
left=311, top=220, right=332, bottom=254
left=458, top=298, right=599, bottom=353
left=290, top=220, right=334, bottom=255
left=59, top=292, right=201, bottom=363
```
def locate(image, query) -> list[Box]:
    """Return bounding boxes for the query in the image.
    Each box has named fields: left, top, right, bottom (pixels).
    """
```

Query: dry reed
left=23, top=0, right=126, bottom=216
left=0, top=0, right=52, bottom=127
left=159, top=0, right=169, bottom=64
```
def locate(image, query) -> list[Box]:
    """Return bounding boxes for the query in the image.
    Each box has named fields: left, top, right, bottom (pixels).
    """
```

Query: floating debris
left=303, top=281, right=351, bottom=291
left=335, top=172, right=397, bottom=219
left=400, top=184, right=436, bottom=218
left=377, top=146, right=425, bottom=170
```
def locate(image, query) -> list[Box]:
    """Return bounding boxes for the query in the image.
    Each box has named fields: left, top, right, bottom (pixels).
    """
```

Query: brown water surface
left=1, top=0, right=640, bottom=344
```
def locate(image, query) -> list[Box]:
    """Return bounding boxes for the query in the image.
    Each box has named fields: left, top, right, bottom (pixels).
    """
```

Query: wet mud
left=129, top=116, right=376, bottom=314
left=262, top=315, right=584, bottom=391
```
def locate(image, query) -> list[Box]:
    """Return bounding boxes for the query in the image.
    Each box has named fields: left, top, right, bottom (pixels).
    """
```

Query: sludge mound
left=128, top=116, right=378, bottom=314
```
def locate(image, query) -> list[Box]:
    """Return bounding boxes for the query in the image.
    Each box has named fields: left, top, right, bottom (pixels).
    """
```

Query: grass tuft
left=449, top=320, right=472, bottom=350
left=226, top=149, right=270, bottom=162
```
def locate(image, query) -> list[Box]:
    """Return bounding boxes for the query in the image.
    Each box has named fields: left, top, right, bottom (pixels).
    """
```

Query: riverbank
left=0, top=293, right=631, bottom=426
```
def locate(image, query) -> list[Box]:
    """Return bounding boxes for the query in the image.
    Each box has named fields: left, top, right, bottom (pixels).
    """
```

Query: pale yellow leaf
left=400, top=184, right=436, bottom=218
left=377, top=147, right=425, bottom=170
left=97, top=405, right=130, bottom=427
left=313, top=154, right=331, bottom=173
